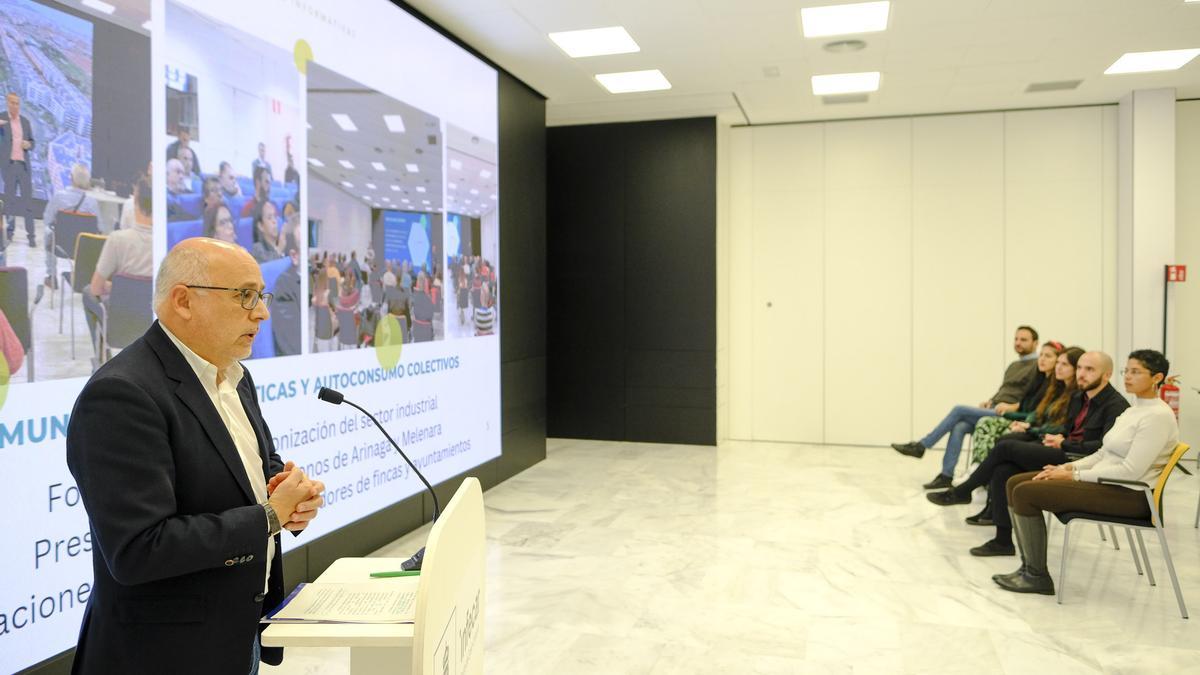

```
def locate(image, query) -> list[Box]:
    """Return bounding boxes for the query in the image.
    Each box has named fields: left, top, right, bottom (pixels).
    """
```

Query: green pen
left=369, top=570, right=421, bottom=578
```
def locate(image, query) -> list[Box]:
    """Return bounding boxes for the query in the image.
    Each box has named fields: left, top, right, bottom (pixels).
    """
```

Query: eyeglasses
left=1121, top=368, right=1148, bottom=376
left=186, top=285, right=273, bottom=310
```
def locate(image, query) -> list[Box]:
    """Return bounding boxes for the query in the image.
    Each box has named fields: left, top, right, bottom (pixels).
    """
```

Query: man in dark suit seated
left=66, top=237, right=325, bottom=674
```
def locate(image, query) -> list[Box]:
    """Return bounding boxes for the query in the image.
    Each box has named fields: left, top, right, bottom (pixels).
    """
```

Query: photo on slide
left=444, top=123, right=498, bottom=340
left=164, top=0, right=304, bottom=359
left=306, top=61, right=445, bottom=351
left=0, top=0, right=150, bottom=384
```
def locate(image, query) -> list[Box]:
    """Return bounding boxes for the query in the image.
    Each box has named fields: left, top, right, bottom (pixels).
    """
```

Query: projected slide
left=0, top=0, right=499, bottom=670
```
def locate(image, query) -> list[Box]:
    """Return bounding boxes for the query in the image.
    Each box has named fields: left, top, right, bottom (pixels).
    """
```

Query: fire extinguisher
left=1160, top=376, right=1181, bottom=421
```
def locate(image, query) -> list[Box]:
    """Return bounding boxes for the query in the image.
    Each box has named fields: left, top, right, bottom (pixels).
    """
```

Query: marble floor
left=264, top=439, right=1200, bottom=674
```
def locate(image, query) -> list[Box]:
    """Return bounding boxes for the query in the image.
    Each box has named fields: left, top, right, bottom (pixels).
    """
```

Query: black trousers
left=958, top=437, right=1067, bottom=531
left=2, top=159, right=34, bottom=238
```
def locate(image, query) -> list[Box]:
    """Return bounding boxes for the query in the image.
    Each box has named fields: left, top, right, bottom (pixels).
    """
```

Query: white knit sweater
left=1074, top=397, right=1179, bottom=488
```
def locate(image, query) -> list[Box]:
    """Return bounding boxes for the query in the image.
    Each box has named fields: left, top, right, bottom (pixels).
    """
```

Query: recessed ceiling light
left=422, top=199, right=431, bottom=205
left=406, top=163, right=419, bottom=173
left=490, top=194, right=497, bottom=200
left=339, top=159, right=354, bottom=169
left=331, top=113, right=358, bottom=131
left=384, top=115, right=405, bottom=133
left=479, top=170, right=492, bottom=179
left=549, top=26, right=640, bottom=58
left=371, top=161, right=387, bottom=171
left=141, top=20, right=152, bottom=31
left=448, top=182, right=458, bottom=190
left=402, top=198, right=410, bottom=203
left=450, top=159, right=463, bottom=170
left=811, top=71, right=880, bottom=95
left=82, top=0, right=116, bottom=14
left=341, top=181, right=354, bottom=188
left=800, top=1, right=889, bottom=38
left=469, top=188, right=479, bottom=195
left=465, top=199, right=472, bottom=205
left=390, top=185, right=401, bottom=191
left=1104, top=48, right=1200, bottom=74
left=308, top=158, right=324, bottom=167
left=416, top=186, right=427, bottom=193
left=595, top=69, right=671, bottom=94
left=366, top=183, right=377, bottom=190
left=383, top=197, right=391, bottom=202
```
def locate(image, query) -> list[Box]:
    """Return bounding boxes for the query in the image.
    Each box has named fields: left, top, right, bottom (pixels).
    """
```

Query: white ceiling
left=403, top=0, right=1200, bottom=126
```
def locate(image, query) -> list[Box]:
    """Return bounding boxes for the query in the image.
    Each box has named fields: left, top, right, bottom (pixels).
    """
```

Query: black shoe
left=965, top=506, right=994, bottom=526
left=923, top=473, right=953, bottom=490
left=926, top=489, right=971, bottom=506
left=44, top=274, right=58, bottom=291
left=994, top=570, right=1055, bottom=595
left=970, top=539, right=1016, bottom=557
left=27, top=235, right=35, bottom=247
left=992, top=566, right=1027, bottom=584
left=891, top=441, right=926, bottom=458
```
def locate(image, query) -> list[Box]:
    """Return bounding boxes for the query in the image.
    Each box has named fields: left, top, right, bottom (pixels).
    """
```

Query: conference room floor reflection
left=264, top=439, right=1200, bottom=674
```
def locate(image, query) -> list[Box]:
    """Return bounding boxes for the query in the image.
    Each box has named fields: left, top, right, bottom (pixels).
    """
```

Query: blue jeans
left=249, top=636, right=260, bottom=675
left=920, top=405, right=996, bottom=477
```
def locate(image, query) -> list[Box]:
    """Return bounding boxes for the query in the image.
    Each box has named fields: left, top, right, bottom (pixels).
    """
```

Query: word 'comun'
left=0, top=415, right=71, bottom=449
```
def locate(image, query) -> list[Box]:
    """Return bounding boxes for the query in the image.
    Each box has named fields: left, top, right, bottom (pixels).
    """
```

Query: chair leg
left=1195, top=485, right=1200, bottom=528
left=1135, top=530, right=1156, bottom=587
left=1125, top=528, right=1144, bottom=576
left=1151, top=526, right=1189, bottom=619
left=1109, top=525, right=1120, bottom=549
left=1097, top=523, right=1107, bottom=542
left=1058, top=522, right=1072, bottom=605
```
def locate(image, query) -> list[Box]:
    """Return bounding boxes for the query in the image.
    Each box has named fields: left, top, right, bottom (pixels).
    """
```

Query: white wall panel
left=910, top=113, right=1005, bottom=442
left=1004, top=108, right=1105, bottom=352
left=824, top=118, right=913, bottom=445
left=728, top=128, right=755, bottom=439
left=749, top=125, right=824, bottom=443
left=1175, top=101, right=1200, bottom=449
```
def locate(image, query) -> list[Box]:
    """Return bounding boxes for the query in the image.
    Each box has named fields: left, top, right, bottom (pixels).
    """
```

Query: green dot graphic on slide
left=0, top=355, right=8, bottom=412
left=293, top=39, right=313, bottom=74
left=375, top=314, right=404, bottom=370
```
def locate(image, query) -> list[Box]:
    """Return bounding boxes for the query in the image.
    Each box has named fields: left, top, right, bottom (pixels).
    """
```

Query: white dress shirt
left=161, top=324, right=274, bottom=590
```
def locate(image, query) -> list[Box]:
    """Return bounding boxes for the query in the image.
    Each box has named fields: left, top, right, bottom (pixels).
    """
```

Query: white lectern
left=262, top=477, right=486, bottom=674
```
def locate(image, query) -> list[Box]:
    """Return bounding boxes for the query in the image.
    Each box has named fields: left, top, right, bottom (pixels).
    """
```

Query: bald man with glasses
left=66, top=238, right=325, bottom=674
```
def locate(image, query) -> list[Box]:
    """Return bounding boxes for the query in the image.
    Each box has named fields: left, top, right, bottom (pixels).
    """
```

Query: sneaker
left=926, top=489, right=971, bottom=506
left=970, top=539, right=1015, bottom=557
left=891, top=441, right=926, bottom=459
left=923, top=473, right=953, bottom=490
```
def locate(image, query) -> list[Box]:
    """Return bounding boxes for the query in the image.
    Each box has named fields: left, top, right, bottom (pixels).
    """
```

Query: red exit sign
left=1167, top=265, right=1187, bottom=282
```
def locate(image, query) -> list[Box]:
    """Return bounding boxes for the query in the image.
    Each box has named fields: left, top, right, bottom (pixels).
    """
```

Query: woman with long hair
left=202, top=204, right=237, bottom=244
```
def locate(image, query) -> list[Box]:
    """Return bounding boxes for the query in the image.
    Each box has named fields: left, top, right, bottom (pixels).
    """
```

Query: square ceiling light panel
left=801, top=1, right=890, bottom=38
left=549, top=26, right=639, bottom=58
left=595, top=69, right=671, bottom=94
left=811, top=71, right=880, bottom=95
left=1104, top=48, right=1200, bottom=74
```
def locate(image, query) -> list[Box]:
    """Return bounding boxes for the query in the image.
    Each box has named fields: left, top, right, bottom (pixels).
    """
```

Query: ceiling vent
left=1025, top=79, right=1083, bottom=93
left=823, top=93, right=870, bottom=104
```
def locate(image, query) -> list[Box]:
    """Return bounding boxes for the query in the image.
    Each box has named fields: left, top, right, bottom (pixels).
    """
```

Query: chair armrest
left=1097, top=477, right=1150, bottom=488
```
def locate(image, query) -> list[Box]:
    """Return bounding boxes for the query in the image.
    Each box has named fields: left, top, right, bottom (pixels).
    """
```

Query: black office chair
left=335, top=309, right=358, bottom=350
left=60, top=233, right=107, bottom=358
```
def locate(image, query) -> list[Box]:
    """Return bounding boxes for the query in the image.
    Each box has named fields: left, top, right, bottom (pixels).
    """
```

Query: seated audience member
left=381, top=261, right=397, bottom=290
left=284, top=154, right=299, bottom=188
left=202, top=204, right=237, bottom=244
left=893, top=326, right=1041, bottom=489
left=43, top=162, right=100, bottom=288
left=177, top=146, right=200, bottom=191
left=201, top=175, right=223, bottom=213
left=240, top=165, right=272, bottom=218
left=474, top=284, right=495, bottom=336
left=281, top=200, right=301, bottom=255
left=165, top=129, right=201, bottom=174
left=927, top=351, right=1130, bottom=556
left=965, top=345, right=1080, bottom=526
left=336, top=278, right=360, bottom=312
left=218, top=161, right=242, bottom=198
left=251, top=141, right=272, bottom=179
left=272, top=248, right=302, bottom=357
left=166, top=158, right=190, bottom=196
left=250, top=201, right=284, bottom=263
left=994, top=349, right=1179, bottom=595
left=85, top=176, right=154, bottom=361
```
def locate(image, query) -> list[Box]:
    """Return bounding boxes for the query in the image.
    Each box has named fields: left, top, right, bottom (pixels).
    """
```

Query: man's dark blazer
left=1060, top=383, right=1130, bottom=456
left=66, top=321, right=288, bottom=674
left=0, top=111, right=35, bottom=160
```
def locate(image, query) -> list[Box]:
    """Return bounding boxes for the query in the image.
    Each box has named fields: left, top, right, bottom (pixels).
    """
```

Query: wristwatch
left=264, top=503, right=282, bottom=536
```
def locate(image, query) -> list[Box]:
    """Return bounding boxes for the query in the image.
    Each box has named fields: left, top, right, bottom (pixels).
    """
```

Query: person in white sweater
left=992, top=349, right=1179, bottom=595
